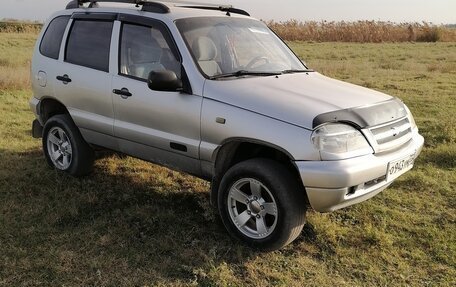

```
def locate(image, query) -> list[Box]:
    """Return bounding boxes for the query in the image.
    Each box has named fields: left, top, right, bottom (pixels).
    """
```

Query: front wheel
left=42, top=114, right=94, bottom=177
left=218, top=158, right=307, bottom=251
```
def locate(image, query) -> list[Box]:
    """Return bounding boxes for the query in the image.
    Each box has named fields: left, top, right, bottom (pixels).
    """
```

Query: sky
left=1, top=0, right=455, bottom=24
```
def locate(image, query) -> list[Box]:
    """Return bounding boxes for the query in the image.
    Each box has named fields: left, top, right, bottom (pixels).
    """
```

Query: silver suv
left=30, top=0, right=424, bottom=250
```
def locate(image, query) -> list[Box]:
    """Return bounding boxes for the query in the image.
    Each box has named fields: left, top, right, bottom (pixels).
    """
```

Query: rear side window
left=65, top=20, right=113, bottom=72
left=39, top=16, right=70, bottom=59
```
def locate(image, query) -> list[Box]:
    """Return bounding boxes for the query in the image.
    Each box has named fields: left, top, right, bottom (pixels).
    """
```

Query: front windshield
left=175, top=17, right=307, bottom=79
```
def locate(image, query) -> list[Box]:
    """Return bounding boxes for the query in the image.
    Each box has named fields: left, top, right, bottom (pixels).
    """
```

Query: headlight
left=404, top=105, right=418, bottom=132
left=311, top=123, right=374, bottom=160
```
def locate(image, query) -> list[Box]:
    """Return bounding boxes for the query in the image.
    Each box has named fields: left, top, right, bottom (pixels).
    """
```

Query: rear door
left=54, top=13, right=117, bottom=149
left=111, top=16, right=202, bottom=174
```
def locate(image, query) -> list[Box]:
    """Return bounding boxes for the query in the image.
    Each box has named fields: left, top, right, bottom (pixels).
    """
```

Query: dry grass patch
left=0, top=32, right=36, bottom=90
left=269, top=20, right=456, bottom=42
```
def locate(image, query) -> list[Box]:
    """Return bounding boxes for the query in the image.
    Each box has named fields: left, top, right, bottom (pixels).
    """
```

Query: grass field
left=0, top=32, right=455, bottom=286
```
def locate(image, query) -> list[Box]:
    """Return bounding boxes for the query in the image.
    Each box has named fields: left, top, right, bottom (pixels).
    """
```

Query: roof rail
left=65, top=0, right=250, bottom=16
left=65, top=0, right=170, bottom=14
left=162, top=0, right=250, bottom=16
left=178, top=5, right=250, bottom=16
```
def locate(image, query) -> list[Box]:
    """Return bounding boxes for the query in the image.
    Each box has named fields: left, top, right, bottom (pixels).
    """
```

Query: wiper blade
left=281, top=69, right=314, bottom=74
left=210, top=70, right=282, bottom=80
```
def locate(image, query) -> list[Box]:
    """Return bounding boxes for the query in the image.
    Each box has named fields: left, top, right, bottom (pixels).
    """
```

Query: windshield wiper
left=281, top=69, right=314, bottom=74
left=210, top=70, right=282, bottom=80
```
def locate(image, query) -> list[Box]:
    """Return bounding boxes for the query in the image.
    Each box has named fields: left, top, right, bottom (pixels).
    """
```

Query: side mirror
left=147, top=70, right=183, bottom=92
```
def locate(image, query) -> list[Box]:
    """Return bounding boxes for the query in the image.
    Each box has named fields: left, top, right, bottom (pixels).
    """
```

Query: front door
left=112, top=18, right=202, bottom=175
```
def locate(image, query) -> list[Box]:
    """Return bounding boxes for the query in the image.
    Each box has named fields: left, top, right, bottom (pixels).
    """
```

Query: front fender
left=200, top=98, right=319, bottom=163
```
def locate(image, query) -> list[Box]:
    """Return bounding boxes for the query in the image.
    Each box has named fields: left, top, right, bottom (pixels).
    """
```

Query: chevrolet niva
left=30, top=0, right=424, bottom=250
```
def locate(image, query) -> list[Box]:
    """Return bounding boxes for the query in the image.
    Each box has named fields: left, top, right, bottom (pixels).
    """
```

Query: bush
left=267, top=20, right=456, bottom=42
left=416, top=26, right=442, bottom=42
left=0, top=21, right=42, bottom=33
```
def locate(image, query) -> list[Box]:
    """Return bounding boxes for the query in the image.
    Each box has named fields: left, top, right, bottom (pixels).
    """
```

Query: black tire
left=218, top=158, right=307, bottom=251
left=42, top=114, right=94, bottom=177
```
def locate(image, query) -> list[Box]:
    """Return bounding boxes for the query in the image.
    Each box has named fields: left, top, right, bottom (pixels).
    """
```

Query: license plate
left=386, top=152, right=416, bottom=182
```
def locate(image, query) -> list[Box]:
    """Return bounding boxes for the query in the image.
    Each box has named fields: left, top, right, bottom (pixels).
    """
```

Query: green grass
left=0, top=32, right=455, bottom=286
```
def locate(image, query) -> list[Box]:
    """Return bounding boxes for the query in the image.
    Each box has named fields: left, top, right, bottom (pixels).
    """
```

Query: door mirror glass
left=148, top=70, right=183, bottom=92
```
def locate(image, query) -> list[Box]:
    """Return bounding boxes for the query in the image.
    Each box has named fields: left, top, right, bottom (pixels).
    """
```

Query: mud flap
left=32, top=119, right=43, bottom=138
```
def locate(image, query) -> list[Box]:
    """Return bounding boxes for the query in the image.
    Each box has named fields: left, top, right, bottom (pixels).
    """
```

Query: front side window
left=65, top=20, right=113, bottom=72
left=120, top=23, right=181, bottom=80
left=176, top=17, right=306, bottom=78
left=40, top=16, right=70, bottom=59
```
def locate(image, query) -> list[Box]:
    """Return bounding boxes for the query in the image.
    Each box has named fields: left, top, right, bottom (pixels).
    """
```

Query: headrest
left=129, top=37, right=162, bottom=64
left=192, top=36, right=217, bottom=61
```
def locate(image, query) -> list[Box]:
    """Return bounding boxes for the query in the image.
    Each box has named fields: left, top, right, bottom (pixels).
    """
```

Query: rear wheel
left=218, top=158, right=307, bottom=251
left=42, top=114, right=94, bottom=177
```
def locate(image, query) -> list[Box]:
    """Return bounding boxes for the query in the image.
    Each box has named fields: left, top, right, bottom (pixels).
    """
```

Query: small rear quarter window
left=39, top=16, right=70, bottom=60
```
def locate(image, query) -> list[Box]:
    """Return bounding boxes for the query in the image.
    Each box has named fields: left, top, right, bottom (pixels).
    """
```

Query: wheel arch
left=38, top=97, right=71, bottom=124
left=210, top=138, right=308, bottom=206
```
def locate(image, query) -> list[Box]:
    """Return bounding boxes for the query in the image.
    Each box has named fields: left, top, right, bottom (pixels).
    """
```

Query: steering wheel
left=245, top=56, right=270, bottom=70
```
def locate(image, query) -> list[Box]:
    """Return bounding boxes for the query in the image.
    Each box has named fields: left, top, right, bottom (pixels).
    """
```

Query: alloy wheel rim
left=47, top=127, right=72, bottom=170
left=227, top=178, right=278, bottom=239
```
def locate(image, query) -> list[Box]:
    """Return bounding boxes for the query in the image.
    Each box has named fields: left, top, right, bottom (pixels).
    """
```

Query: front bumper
left=296, top=132, right=424, bottom=212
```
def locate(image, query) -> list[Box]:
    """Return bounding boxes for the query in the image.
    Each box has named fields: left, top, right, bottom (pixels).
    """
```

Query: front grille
left=365, top=117, right=412, bottom=153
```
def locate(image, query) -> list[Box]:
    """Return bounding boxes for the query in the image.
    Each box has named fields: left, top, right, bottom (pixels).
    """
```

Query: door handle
left=113, top=88, right=132, bottom=99
left=56, top=74, right=72, bottom=84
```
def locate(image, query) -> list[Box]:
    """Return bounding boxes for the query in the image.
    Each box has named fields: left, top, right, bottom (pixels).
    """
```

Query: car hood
left=202, top=72, right=396, bottom=129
